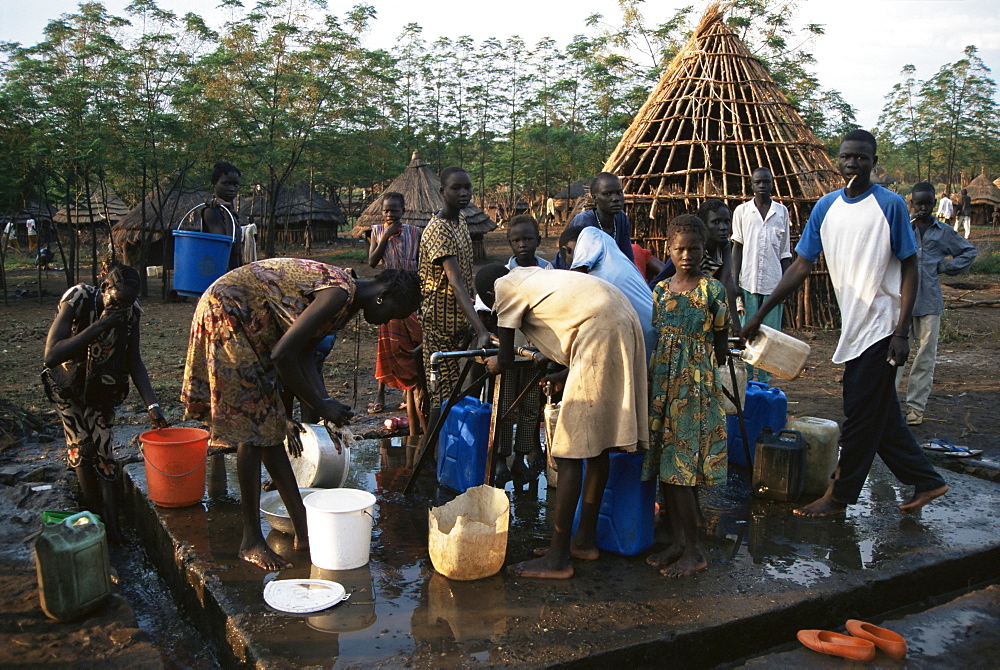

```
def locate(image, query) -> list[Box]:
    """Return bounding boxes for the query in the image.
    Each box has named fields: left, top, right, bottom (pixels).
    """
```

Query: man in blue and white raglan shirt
left=741, top=129, right=948, bottom=518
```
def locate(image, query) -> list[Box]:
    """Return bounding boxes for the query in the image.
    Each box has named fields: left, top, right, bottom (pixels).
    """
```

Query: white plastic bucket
left=304, top=489, right=376, bottom=570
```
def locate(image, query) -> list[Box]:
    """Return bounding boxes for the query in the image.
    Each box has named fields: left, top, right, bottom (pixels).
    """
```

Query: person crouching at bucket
left=42, top=258, right=168, bottom=541
left=181, top=259, right=421, bottom=570
left=478, top=264, right=649, bottom=579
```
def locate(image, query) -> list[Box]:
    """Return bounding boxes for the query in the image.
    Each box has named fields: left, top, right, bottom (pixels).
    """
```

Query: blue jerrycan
left=571, top=452, right=656, bottom=556
left=437, top=396, right=492, bottom=493
left=727, top=381, right=787, bottom=467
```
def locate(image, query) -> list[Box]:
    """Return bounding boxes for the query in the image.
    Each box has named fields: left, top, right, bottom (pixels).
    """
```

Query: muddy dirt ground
left=0, top=227, right=997, bottom=666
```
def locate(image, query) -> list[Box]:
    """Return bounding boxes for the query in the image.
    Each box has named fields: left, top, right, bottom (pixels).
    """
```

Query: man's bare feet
left=646, top=544, right=683, bottom=568
left=794, top=495, right=847, bottom=517
left=659, top=553, right=707, bottom=578
left=532, top=544, right=599, bottom=560
left=240, top=541, right=292, bottom=570
left=508, top=556, right=574, bottom=579
left=898, top=484, right=949, bottom=513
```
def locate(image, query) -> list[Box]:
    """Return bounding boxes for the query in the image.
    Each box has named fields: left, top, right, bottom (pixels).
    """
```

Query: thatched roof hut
left=15, top=202, right=58, bottom=224
left=350, top=150, right=497, bottom=239
left=550, top=180, right=588, bottom=226
left=111, top=180, right=210, bottom=267
left=248, top=184, right=347, bottom=228
left=54, top=190, right=131, bottom=226
left=964, top=171, right=1000, bottom=231
left=965, top=171, right=1000, bottom=205
left=602, top=2, right=843, bottom=327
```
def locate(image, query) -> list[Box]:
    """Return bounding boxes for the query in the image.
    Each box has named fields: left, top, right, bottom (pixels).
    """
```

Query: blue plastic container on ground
left=172, top=230, right=233, bottom=297
left=436, top=396, right=492, bottom=494
left=571, top=452, right=656, bottom=556
left=728, top=380, right=787, bottom=467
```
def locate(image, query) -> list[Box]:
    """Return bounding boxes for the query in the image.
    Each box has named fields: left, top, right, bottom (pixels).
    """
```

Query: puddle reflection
left=126, top=435, right=994, bottom=666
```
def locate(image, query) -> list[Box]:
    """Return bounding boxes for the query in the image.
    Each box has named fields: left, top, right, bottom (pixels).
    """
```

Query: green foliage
left=969, top=251, right=1000, bottom=275
left=0, top=0, right=917, bottom=253
left=877, top=47, right=999, bottom=188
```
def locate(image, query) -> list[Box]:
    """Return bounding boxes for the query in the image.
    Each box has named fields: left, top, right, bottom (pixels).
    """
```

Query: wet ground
left=119, top=428, right=1000, bottom=668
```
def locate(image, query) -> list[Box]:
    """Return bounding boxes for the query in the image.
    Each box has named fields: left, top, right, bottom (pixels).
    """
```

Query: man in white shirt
left=741, top=130, right=947, bottom=518
left=731, top=167, right=792, bottom=382
left=936, top=193, right=953, bottom=223
left=25, top=218, right=37, bottom=252
left=2, top=220, right=20, bottom=253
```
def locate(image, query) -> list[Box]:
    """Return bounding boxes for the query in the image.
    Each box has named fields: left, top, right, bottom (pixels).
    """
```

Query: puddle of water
left=125, top=438, right=1000, bottom=664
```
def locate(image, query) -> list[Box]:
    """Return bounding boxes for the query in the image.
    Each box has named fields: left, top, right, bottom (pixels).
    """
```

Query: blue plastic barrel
left=571, top=452, right=656, bottom=556
left=172, top=230, right=233, bottom=297
left=437, top=396, right=492, bottom=493
left=727, top=380, right=787, bottom=467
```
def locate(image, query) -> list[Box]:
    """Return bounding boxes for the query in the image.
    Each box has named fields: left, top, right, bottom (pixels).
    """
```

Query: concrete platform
left=120, top=438, right=1000, bottom=668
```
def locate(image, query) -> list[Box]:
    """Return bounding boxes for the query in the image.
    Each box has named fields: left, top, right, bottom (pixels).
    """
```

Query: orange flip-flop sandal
left=797, top=630, right=876, bottom=661
left=846, top=619, right=907, bottom=658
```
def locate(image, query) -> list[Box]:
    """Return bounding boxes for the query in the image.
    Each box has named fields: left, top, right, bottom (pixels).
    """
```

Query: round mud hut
left=350, top=151, right=497, bottom=261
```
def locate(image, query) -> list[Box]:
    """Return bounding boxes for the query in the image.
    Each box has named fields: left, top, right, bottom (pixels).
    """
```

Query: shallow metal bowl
left=260, top=488, right=323, bottom=534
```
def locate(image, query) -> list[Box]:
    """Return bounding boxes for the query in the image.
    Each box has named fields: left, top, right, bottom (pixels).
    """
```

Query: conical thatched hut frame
left=964, top=171, right=1000, bottom=231
left=54, top=189, right=131, bottom=227
left=603, top=3, right=843, bottom=327
left=350, top=150, right=497, bottom=261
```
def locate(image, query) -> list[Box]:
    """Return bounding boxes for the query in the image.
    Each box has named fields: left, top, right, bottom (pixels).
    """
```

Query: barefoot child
left=741, top=129, right=949, bottom=517
left=492, top=214, right=550, bottom=482
left=644, top=215, right=729, bottom=578
left=479, top=264, right=648, bottom=578
left=368, top=192, right=424, bottom=435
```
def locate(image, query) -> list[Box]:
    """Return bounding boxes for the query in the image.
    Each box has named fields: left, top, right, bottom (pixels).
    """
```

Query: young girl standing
left=643, top=214, right=729, bottom=578
left=418, top=167, right=493, bottom=436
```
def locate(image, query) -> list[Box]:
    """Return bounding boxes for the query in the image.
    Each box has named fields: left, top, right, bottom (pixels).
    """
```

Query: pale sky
left=2, top=0, right=998, bottom=128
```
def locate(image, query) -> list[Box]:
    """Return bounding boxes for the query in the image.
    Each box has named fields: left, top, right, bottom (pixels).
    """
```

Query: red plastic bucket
left=139, top=428, right=209, bottom=507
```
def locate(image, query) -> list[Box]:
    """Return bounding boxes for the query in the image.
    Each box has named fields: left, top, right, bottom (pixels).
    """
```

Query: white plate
left=263, top=579, right=348, bottom=614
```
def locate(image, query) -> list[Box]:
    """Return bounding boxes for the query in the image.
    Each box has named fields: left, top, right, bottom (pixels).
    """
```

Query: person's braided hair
left=666, top=214, right=707, bottom=246
left=99, top=256, right=141, bottom=296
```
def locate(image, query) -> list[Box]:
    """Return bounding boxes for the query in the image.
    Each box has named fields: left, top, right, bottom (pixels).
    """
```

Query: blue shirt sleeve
left=795, top=192, right=836, bottom=262
left=570, top=227, right=605, bottom=271
left=873, top=186, right=917, bottom=260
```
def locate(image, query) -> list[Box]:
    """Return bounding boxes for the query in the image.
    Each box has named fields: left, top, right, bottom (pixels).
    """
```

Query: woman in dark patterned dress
left=43, top=260, right=168, bottom=540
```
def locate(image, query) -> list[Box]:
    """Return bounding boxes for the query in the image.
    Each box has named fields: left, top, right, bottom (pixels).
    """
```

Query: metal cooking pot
left=285, top=422, right=353, bottom=489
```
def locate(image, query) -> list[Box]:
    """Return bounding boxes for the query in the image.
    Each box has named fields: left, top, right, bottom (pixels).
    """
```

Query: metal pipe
left=427, top=346, right=542, bottom=392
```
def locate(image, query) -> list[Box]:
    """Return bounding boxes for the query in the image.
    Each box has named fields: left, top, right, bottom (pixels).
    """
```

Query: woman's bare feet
left=899, top=484, right=948, bottom=513
left=659, top=552, right=707, bottom=578
left=508, top=556, right=574, bottom=579
left=532, top=544, right=599, bottom=560
left=646, top=543, right=683, bottom=568
left=794, top=495, right=847, bottom=517
left=240, top=540, right=292, bottom=570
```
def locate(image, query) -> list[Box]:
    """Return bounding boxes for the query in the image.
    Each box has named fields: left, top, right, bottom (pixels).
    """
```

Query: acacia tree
left=920, top=46, right=998, bottom=193
left=178, top=0, right=379, bottom=257
left=2, top=2, right=131, bottom=285
left=877, top=64, right=926, bottom=182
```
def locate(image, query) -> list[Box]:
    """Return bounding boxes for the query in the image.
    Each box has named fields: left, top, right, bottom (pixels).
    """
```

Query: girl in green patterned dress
left=643, top=215, right=729, bottom=578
